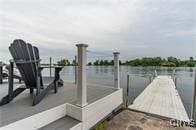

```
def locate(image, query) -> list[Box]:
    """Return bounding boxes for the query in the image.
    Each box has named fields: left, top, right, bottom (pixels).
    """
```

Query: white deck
left=129, top=76, right=189, bottom=121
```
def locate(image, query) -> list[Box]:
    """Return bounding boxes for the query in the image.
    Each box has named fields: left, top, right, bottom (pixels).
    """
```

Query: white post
left=172, top=69, right=175, bottom=80
left=113, top=52, right=120, bottom=89
left=75, top=55, right=78, bottom=84
left=49, top=57, right=52, bottom=77
left=76, top=44, right=88, bottom=107
left=154, top=70, right=158, bottom=77
left=191, top=69, right=196, bottom=120
left=0, top=65, right=2, bottom=84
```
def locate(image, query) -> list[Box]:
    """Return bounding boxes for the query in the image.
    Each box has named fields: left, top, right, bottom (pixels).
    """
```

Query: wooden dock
left=129, top=76, right=189, bottom=121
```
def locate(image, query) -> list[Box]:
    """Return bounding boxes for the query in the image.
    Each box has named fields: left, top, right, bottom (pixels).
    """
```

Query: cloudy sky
left=0, top=0, right=195, bottom=62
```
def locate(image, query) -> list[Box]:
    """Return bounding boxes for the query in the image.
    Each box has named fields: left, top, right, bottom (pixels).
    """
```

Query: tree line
left=0, top=56, right=195, bottom=67
left=123, top=56, right=195, bottom=67
left=57, top=56, right=195, bottom=67
left=57, top=59, right=117, bottom=66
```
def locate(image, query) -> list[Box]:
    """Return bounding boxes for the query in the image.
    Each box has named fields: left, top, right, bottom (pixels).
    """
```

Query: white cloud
left=0, top=0, right=195, bottom=62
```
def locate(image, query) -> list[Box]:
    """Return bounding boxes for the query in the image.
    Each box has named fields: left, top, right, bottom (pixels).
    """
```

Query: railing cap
left=76, top=44, right=88, bottom=47
left=113, top=52, right=120, bottom=55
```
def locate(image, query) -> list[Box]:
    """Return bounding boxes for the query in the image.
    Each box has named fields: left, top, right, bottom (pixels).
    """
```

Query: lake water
left=43, top=66, right=195, bottom=117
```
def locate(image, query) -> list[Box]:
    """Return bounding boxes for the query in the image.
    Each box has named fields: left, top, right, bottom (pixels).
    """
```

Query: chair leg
left=0, top=87, right=26, bottom=106
left=36, top=89, right=40, bottom=95
left=30, top=88, right=34, bottom=94
left=58, top=78, right=64, bottom=87
left=36, top=76, right=41, bottom=95
left=32, top=83, right=53, bottom=106
left=54, top=81, right=57, bottom=93
left=8, top=61, right=14, bottom=101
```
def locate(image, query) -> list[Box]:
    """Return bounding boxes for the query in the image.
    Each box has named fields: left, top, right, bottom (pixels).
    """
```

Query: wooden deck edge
left=0, top=88, right=123, bottom=130
left=127, top=108, right=174, bottom=121
left=0, top=104, right=67, bottom=130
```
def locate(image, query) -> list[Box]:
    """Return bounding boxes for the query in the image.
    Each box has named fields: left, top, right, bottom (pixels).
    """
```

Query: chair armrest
left=39, top=65, right=63, bottom=80
left=40, top=65, right=64, bottom=69
left=12, top=59, right=41, bottom=64
left=54, top=67, right=63, bottom=81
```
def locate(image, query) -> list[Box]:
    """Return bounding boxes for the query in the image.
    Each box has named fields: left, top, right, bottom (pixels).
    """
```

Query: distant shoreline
left=1, top=56, right=195, bottom=68
left=86, top=56, right=195, bottom=67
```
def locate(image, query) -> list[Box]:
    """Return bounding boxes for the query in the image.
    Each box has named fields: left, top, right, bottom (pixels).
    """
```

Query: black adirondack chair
left=0, top=39, right=63, bottom=106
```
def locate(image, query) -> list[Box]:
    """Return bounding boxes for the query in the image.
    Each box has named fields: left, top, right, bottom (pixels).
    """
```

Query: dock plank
left=129, top=76, right=189, bottom=121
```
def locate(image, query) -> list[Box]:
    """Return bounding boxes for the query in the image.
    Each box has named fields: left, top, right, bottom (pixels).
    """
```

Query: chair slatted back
left=9, top=39, right=40, bottom=88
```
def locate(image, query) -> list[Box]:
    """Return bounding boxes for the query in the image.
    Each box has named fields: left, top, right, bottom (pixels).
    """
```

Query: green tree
left=103, top=60, right=109, bottom=65
left=57, top=59, right=70, bottom=66
left=187, top=62, right=195, bottom=67
left=72, top=59, right=76, bottom=66
left=167, top=56, right=180, bottom=67
left=94, top=60, right=99, bottom=65
left=109, top=60, right=114, bottom=65
left=100, top=60, right=104, bottom=65
left=154, top=57, right=162, bottom=66
left=88, top=62, right=92, bottom=66
left=119, top=60, right=122, bottom=65
left=161, top=62, right=176, bottom=67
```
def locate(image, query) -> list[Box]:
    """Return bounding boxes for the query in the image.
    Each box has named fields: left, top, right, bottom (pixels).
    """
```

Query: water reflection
left=60, top=66, right=195, bottom=117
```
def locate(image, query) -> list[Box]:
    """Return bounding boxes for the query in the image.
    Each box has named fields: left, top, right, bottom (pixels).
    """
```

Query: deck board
left=0, top=81, right=116, bottom=127
left=129, top=76, right=189, bottom=121
left=39, top=116, right=80, bottom=130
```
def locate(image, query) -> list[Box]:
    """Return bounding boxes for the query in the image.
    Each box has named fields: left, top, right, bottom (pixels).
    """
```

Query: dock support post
left=49, top=57, right=52, bottom=77
left=154, top=70, right=158, bottom=78
left=149, top=75, right=152, bottom=84
left=172, top=69, right=177, bottom=88
left=113, top=52, right=120, bottom=89
left=172, top=69, right=175, bottom=80
left=75, top=56, right=78, bottom=84
left=76, top=44, right=88, bottom=107
left=126, top=73, right=130, bottom=107
left=191, top=69, right=196, bottom=120
left=174, top=77, right=177, bottom=88
left=0, top=65, right=2, bottom=84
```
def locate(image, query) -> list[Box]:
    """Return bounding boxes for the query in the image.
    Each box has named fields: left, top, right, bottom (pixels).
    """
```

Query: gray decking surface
left=39, top=116, right=80, bottom=130
left=0, top=81, right=116, bottom=127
